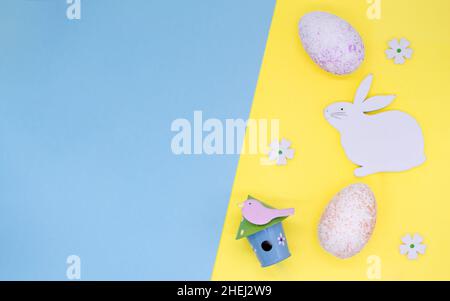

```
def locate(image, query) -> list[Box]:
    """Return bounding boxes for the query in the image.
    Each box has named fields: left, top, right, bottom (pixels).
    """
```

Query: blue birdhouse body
left=236, top=196, right=293, bottom=267
left=247, top=222, right=291, bottom=267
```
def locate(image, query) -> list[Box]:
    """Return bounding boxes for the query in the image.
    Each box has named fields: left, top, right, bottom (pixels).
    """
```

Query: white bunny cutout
left=324, top=74, right=425, bottom=177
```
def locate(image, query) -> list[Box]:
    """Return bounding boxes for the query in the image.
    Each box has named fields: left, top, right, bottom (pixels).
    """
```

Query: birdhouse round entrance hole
left=261, top=240, right=272, bottom=252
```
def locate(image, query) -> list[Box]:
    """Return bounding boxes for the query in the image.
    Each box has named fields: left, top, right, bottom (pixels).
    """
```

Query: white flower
left=268, top=139, right=294, bottom=165
left=385, top=38, right=413, bottom=64
left=400, top=233, right=426, bottom=260
left=277, top=233, right=286, bottom=246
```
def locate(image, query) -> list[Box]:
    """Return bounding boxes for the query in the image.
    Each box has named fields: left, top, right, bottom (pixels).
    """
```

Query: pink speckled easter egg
left=298, top=11, right=365, bottom=75
left=318, top=184, right=376, bottom=259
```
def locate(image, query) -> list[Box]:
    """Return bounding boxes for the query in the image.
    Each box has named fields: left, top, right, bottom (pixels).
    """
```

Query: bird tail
left=279, top=208, right=295, bottom=217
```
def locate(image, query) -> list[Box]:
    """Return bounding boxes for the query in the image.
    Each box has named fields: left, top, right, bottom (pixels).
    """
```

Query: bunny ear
left=361, top=95, right=396, bottom=112
left=354, top=74, right=374, bottom=105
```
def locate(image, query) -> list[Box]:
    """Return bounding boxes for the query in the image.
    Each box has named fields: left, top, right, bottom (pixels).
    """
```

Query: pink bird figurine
left=240, top=199, right=295, bottom=225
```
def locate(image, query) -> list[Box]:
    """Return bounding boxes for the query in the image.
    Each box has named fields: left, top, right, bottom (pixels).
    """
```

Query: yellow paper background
left=212, top=0, right=450, bottom=280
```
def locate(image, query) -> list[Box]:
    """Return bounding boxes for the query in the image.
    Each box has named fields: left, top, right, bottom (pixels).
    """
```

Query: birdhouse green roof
left=236, top=196, right=288, bottom=240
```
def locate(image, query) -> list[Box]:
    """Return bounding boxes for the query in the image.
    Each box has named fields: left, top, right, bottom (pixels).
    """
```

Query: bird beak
left=238, top=202, right=244, bottom=208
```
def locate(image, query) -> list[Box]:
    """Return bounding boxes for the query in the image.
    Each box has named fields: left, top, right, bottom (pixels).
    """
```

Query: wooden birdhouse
left=236, top=196, right=293, bottom=267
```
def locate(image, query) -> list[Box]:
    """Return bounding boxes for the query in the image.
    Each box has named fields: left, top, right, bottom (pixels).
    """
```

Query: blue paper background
left=0, top=0, right=274, bottom=280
